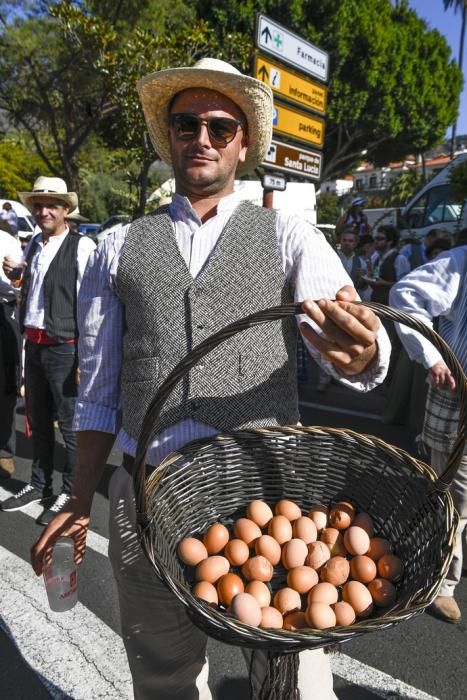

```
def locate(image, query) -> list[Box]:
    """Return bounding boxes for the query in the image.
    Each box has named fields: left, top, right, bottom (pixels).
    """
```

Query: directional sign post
left=262, top=139, right=323, bottom=181
left=254, top=55, right=327, bottom=115
left=256, top=14, right=329, bottom=82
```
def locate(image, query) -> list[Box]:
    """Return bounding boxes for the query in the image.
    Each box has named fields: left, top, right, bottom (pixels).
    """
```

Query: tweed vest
left=115, top=201, right=298, bottom=439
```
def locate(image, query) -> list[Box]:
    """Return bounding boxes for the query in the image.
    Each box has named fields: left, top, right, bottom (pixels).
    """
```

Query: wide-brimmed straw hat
left=19, top=176, right=78, bottom=211
left=66, top=206, right=88, bottom=222
left=136, top=57, right=273, bottom=176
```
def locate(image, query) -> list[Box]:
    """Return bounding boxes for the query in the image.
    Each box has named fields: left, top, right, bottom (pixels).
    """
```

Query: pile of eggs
left=177, top=499, right=404, bottom=630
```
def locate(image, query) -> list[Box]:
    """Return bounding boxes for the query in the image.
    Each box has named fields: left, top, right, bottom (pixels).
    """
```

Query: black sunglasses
left=169, top=113, right=244, bottom=146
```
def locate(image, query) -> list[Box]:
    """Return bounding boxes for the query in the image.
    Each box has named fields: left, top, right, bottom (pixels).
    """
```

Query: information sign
left=254, top=55, right=327, bottom=115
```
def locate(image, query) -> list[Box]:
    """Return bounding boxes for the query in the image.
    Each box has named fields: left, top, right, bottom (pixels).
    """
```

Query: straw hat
left=137, top=57, right=273, bottom=176
left=19, top=176, right=78, bottom=211
left=66, top=206, right=88, bottom=222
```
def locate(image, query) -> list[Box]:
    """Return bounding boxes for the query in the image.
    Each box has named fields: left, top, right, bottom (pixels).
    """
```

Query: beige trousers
left=108, top=466, right=337, bottom=699
left=431, top=448, right=467, bottom=597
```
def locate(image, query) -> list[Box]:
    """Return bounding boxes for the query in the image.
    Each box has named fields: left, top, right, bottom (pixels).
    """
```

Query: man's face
left=3, top=202, right=11, bottom=211
left=31, top=198, right=69, bottom=235
left=373, top=231, right=389, bottom=252
left=168, top=88, right=248, bottom=198
left=340, top=233, right=358, bottom=256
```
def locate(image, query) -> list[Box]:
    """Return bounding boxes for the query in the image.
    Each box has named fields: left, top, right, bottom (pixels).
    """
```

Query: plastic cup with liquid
left=43, top=537, right=78, bottom=612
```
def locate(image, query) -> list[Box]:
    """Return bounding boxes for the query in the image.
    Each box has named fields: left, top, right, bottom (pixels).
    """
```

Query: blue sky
left=408, top=0, right=467, bottom=138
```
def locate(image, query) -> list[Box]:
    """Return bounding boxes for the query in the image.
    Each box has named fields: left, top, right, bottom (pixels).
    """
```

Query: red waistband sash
left=24, top=328, right=76, bottom=345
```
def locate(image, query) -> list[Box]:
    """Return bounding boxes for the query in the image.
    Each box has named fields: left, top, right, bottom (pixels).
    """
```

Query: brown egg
left=350, top=555, right=377, bottom=584
left=203, top=523, right=230, bottom=554
left=260, top=606, right=284, bottom=629
left=275, top=499, right=302, bottom=521
left=283, top=611, right=308, bottom=630
left=224, top=539, right=250, bottom=567
left=320, top=556, right=350, bottom=586
left=368, top=578, right=397, bottom=607
left=195, top=556, right=230, bottom=583
left=242, top=555, right=274, bottom=582
left=367, top=537, right=393, bottom=561
left=177, top=537, right=208, bottom=566
left=217, top=573, right=244, bottom=607
left=268, top=515, right=293, bottom=544
left=287, top=566, right=319, bottom=594
left=332, top=601, right=356, bottom=626
left=306, top=541, right=331, bottom=570
left=233, top=518, right=262, bottom=546
left=229, top=592, right=262, bottom=627
left=281, top=538, right=309, bottom=569
left=377, top=554, right=404, bottom=582
left=307, top=505, right=329, bottom=531
left=245, top=580, right=272, bottom=608
left=246, top=500, right=274, bottom=528
left=344, top=526, right=370, bottom=556
left=320, top=528, right=346, bottom=556
left=192, top=581, right=218, bottom=606
left=353, top=512, right=374, bottom=537
left=307, top=582, right=338, bottom=605
left=273, top=587, right=302, bottom=615
left=342, top=581, right=373, bottom=617
left=329, top=502, right=355, bottom=530
left=292, top=516, right=318, bottom=544
left=255, top=535, right=282, bottom=565
left=305, top=603, right=336, bottom=629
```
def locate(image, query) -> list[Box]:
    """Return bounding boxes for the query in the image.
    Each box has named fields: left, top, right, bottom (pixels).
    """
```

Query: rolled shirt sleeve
left=389, top=250, right=464, bottom=369
left=277, top=213, right=390, bottom=391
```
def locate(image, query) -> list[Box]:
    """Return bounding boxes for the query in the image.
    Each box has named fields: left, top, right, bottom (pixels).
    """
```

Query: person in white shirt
left=390, top=245, right=467, bottom=624
left=0, top=201, right=19, bottom=236
left=0, top=229, right=22, bottom=478
left=30, top=59, right=390, bottom=700
left=0, top=177, right=95, bottom=524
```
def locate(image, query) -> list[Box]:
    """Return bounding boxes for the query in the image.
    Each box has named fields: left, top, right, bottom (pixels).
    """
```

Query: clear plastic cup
left=43, top=537, right=78, bottom=612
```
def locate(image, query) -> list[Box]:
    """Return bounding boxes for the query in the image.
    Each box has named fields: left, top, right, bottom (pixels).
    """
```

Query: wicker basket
left=131, top=302, right=466, bottom=694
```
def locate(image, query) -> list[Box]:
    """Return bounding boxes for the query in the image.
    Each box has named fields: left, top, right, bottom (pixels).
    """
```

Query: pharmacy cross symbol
left=273, top=32, right=283, bottom=50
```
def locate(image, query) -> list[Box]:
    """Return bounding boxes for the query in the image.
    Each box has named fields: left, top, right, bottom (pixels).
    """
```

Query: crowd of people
left=0, top=56, right=465, bottom=698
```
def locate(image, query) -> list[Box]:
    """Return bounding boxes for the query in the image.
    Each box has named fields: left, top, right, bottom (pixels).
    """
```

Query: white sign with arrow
left=256, top=14, right=329, bottom=82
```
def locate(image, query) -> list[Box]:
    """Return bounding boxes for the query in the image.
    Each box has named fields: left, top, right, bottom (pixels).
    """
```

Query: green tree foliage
left=0, top=134, right=55, bottom=197
left=316, top=192, right=341, bottom=225
left=383, top=169, right=424, bottom=208
left=448, top=159, right=467, bottom=201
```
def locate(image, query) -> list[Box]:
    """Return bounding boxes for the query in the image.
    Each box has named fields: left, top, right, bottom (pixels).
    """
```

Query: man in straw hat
left=31, top=59, right=390, bottom=698
left=0, top=177, right=95, bottom=525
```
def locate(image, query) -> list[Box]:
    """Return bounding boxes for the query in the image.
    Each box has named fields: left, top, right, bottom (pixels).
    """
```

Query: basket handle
left=133, top=301, right=466, bottom=513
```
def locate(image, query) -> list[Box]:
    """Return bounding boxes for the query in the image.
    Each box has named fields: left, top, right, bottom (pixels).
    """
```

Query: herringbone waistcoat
left=115, top=201, right=299, bottom=440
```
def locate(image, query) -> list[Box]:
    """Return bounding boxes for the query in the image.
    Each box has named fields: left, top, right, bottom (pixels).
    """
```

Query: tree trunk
left=134, top=157, right=152, bottom=219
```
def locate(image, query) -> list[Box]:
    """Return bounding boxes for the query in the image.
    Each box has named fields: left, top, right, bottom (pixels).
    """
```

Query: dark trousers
left=0, top=302, right=21, bottom=459
left=25, top=340, right=78, bottom=495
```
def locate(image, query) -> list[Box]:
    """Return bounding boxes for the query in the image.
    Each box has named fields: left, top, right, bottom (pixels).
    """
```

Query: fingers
left=31, top=513, right=89, bottom=575
left=335, top=285, right=357, bottom=302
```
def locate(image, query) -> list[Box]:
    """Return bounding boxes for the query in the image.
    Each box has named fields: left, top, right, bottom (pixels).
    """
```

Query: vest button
left=192, top=400, right=200, bottom=411
left=196, top=323, right=204, bottom=330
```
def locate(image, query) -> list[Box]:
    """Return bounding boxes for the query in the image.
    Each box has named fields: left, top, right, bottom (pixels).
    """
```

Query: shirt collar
left=168, top=191, right=242, bottom=224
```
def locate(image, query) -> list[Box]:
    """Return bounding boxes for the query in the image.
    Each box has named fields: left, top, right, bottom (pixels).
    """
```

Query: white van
left=399, top=152, right=467, bottom=240
left=0, top=199, right=36, bottom=239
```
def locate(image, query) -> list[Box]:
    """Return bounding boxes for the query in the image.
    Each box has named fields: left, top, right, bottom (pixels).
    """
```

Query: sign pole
left=262, top=188, right=274, bottom=208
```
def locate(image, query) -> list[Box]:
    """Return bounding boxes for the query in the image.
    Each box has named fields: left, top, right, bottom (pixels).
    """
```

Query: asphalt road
left=0, top=368, right=466, bottom=699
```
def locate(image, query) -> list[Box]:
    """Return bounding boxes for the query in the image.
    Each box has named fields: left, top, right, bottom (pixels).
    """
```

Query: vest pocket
left=121, top=356, right=160, bottom=383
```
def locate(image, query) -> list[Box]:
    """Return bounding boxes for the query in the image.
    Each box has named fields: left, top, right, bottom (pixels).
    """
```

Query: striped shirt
left=74, top=191, right=391, bottom=466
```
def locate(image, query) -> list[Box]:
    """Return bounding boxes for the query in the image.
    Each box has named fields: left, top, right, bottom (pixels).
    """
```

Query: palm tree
left=443, top=1, right=467, bottom=156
